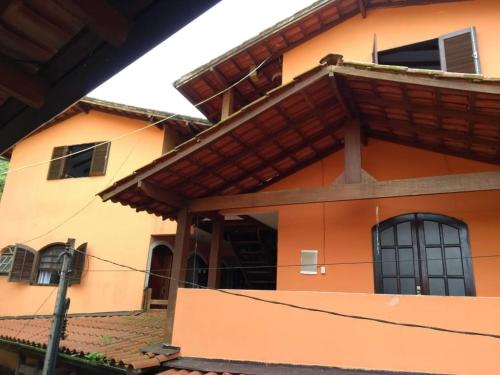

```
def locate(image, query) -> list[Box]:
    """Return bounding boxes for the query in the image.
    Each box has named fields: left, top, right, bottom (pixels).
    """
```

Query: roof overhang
left=99, top=56, right=500, bottom=219
left=0, top=0, right=220, bottom=154
left=173, top=0, right=469, bottom=123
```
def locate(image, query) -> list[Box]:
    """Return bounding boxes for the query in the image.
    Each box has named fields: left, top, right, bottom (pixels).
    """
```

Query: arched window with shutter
left=8, top=244, right=37, bottom=283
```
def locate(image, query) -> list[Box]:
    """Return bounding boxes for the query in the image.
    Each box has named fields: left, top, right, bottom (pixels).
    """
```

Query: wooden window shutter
left=47, top=146, right=68, bottom=180
left=69, top=243, right=87, bottom=285
left=439, top=27, right=481, bottom=74
left=8, top=245, right=37, bottom=283
left=89, top=142, right=110, bottom=176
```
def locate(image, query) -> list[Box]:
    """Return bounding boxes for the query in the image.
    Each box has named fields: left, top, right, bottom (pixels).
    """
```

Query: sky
left=89, top=0, right=316, bottom=119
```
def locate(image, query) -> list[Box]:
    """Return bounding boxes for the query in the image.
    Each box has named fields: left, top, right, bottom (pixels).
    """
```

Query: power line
left=82, top=253, right=500, bottom=273
left=0, top=58, right=268, bottom=177
left=74, top=247, right=500, bottom=341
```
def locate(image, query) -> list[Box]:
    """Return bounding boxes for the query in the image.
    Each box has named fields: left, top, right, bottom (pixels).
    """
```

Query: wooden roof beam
left=58, top=0, right=129, bottom=47
left=137, top=180, right=186, bottom=209
left=357, top=0, right=367, bottom=18
left=189, top=171, right=500, bottom=212
left=0, top=58, right=47, bottom=108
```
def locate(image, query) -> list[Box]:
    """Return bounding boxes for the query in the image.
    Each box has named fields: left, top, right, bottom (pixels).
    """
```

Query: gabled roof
left=44, top=97, right=211, bottom=139
left=174, top=0, right=467, bottom=123
left=99, top=56, right=500, bottom=219
left=0, top=311, right=175, bottom=370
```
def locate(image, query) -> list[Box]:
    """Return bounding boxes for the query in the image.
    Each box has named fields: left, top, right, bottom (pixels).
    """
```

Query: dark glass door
left=372, top=213, right=475, bottom=296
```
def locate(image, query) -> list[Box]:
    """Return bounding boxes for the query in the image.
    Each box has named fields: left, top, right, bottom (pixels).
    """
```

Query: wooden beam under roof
left=189, top=172, right=500, bottom=212
left=57, top=0, right=128, bottom=47
left=357, top=0, right=367, bottom=18
left=344, top=118, right=362, bottom=183
left=0, top=58, right=47, bottom=108
left=138, top=180, right=186, bottom=208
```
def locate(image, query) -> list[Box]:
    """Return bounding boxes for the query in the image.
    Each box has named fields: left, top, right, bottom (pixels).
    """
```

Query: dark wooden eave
left=0, top=0, right=220, bottom=154
left=98, top=57, right=500, bottom=220
left=173, top=0, right=468, bottom=123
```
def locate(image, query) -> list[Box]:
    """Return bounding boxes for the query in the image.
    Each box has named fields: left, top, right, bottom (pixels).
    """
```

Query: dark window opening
left=378, top=39, right=441, bottom=70
left=196, top=214, right=278, bottom=290
left=47, top=142, right=110, bottom=180
left=65, top=143, right=94, bottom=178
left=376, top=27, right=480, bottom=74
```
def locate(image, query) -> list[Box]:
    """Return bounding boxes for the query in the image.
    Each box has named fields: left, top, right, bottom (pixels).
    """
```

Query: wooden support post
left=208, top=215, right=224, bottom=289
left=221, top=88, right=235, bottom=120
left=165, top=207, right=191, bottom=343
left=344, top=118, right=362, bottom=183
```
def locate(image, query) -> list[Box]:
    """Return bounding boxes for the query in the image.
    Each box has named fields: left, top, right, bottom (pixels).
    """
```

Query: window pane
left=445, top=247, right=464, bottom=276
left=426, top=247, right=443, bottom=275
left=429, top=278, right=446, bottom=295
left=380, top=227, right=394, bottom=246
left=442, top=224, right=460, bottom=245
left=382, top=248, right=396, bottom=276
left=65, top=143, right=95, bottom=178
left=398, top=248, right=414, bottom=276
left=400, top=278, right=416, bottom=295
left=448, top=278, right=466, bottom=296
left=383, top=278, right=397, bottom=294
left=396, top=222, right=412, bottom=246
left=423, top=221, right=440, bottom=244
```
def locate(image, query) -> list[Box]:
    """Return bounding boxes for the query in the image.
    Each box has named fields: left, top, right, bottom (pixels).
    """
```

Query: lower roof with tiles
left=0, top=310, right=174, bottom=370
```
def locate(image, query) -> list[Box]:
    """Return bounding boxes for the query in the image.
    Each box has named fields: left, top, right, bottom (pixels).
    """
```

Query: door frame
left=144, top=240, right=174, bottom=288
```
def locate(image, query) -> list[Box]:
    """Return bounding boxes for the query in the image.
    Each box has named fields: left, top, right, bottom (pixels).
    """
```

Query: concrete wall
left=173, top=288, right=500, bottom=374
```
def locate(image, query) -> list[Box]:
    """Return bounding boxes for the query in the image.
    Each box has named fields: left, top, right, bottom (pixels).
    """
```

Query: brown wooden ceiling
left=0, top=0, right=220, bottom=154
left=174, top=0, right=467, bottom=123
left=100, top=58, right=500, bottom=219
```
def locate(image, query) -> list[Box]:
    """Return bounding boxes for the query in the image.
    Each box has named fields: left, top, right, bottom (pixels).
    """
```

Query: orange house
left=99, top=1, right=500, bottom=374
left=0, top=98, right=217, bottom=317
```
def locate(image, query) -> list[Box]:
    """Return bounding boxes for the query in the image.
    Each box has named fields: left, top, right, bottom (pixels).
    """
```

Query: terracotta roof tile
left=0, top=311, right=173, bottom=369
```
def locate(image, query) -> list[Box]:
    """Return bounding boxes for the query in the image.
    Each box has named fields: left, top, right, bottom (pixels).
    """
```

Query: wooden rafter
left=0, top=57, right=47, bottom=108
left=189, top=172, right=500, bottom=212
left=137, top=180, right=186, bottom=209
left=357, top=0, right=367, bottom=18
left=57, top=0, right=128, bottom=47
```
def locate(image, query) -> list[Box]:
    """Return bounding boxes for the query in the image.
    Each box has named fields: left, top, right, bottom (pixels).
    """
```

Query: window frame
left=47, top=141, right=110, bottom=180
left=34, top=242, right=66, bottom=286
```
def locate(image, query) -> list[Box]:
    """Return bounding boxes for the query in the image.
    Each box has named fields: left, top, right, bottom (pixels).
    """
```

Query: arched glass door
left=372, top=213, right=475, bottom=296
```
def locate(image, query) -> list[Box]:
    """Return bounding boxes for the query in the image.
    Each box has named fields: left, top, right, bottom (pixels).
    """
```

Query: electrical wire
left=73, top=247, right=500, bottom=341
left=0, top=58, right=269, bottom=177
left=82, top=253, right=500, bottom=272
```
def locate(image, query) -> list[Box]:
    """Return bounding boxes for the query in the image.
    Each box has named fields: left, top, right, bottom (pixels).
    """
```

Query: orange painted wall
left=173, top=288, right=500, bottom=374
left=225, top=140, right=500, bottom=296
left=283, top=0, right=500, bottom=82
left=0, top=110, right=177, bottom=316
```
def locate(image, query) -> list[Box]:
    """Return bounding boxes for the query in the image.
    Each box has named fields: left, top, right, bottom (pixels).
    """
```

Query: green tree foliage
left=0, top=157, right=8, bottom=198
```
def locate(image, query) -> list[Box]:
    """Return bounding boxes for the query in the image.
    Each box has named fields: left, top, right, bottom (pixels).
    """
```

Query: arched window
left=184, top=254, right=208, bottom=288
left=372, top=213, right=475, bottom=296
left=0, top=245, right=15, bottom=275
left=36, top=243, right=66, bottom=285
